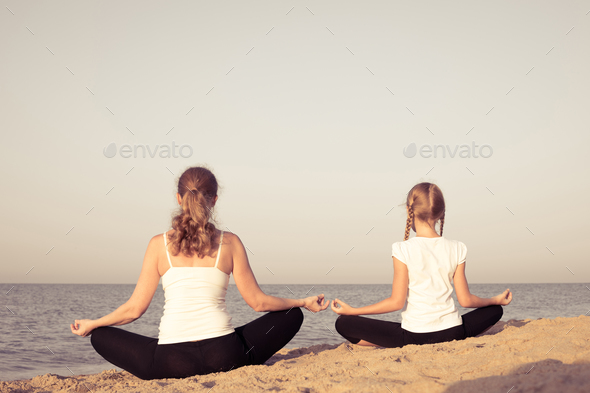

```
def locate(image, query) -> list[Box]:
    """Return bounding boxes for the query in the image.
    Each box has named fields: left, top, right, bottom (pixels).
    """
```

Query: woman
left=71, top=166, right=329, bottom=379
left=331, top=182, right=511, bottom=347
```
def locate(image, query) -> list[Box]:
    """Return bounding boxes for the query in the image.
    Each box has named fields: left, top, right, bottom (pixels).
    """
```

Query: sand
left=2, top=315, right=589, bottom=393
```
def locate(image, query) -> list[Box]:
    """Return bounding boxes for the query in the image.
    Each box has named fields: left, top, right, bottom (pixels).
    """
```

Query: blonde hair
left=169, top=166, right=218, bottom=258
left=404, top=182, right=445, bottom=241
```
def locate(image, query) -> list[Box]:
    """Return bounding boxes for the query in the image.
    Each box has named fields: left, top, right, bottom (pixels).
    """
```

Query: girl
left=71, top=166, right=329, bottom=379
left=331, top=182, right=511, bottom=347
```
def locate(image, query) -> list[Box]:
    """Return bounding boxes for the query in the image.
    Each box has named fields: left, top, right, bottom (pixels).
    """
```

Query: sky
left=1, top=1, right=589, bottom=285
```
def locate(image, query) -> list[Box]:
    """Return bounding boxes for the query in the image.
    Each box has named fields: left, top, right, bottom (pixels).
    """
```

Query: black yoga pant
left=90, top=307, right=303, bottom=380
left=335, top=305, right=503, bottom=348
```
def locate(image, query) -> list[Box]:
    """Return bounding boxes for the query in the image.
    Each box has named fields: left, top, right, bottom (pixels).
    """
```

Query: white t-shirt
left=392, top=237, right=467, bottom=333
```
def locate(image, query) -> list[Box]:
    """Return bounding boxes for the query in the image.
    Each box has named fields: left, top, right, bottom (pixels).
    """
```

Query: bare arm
left=71, top=235, right=161, bottom=337
left=453, top=262, right=512, bottom=308
left=331, top=257, right=408, bottom=316
left=230, top=233, right=328, bottom=313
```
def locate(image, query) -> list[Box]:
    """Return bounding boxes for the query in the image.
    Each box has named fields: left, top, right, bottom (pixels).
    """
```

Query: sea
left=1, top=283, right=588, bottom=381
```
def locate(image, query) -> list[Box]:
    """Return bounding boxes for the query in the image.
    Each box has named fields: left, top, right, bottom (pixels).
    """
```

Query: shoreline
left=2, top=316, right=589, bottom=392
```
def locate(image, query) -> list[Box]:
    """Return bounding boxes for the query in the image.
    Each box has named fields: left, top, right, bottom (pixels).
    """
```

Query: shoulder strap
left=163, top=233, right=173, bottom=268
left=214, top=231, right=224, bottom=268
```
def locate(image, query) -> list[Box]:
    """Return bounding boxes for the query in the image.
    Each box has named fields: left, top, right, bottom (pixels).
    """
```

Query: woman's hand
left=302, top=294, right=330, bottom=313
left=330, top=298, right=356, bottom=315
left=494, top=289, right=512, bottom=306
left=70, top=319, right=97, bottom=337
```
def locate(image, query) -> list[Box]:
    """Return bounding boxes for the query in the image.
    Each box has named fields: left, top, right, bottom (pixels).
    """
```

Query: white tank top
left=157, top=231, right=234, bottom=344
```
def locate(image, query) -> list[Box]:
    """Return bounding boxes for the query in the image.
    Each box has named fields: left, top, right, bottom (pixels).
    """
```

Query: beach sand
left=2, top=315, right=589, bottom=393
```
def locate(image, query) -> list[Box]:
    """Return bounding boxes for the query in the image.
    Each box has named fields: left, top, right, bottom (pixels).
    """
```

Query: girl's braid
left=404, top=205, right=414, bottom=241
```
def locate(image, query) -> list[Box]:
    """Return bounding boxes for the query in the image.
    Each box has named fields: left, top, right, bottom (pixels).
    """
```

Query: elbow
left=128, top=306, right=144, bottom=320
left=129, top=312, right=142, bottom=321
left=253, top=304, right=269, bottom=312
left=390, top=298, right=405, bottom=311
left=251, top=299, right=267, bottom=312
left=457, top=297, right=471, bottom=308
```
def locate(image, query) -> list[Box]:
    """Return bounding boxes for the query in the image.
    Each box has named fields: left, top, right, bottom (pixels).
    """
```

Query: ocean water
left=1, top=283, right=588, bottom=381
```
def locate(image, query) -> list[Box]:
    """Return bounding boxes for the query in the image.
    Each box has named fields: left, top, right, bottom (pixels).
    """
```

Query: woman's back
left=73, top=166, right=325, bottom=380
left=392, top=236, right=467, bottom=333
left=158, top=231, right=234, bottom=344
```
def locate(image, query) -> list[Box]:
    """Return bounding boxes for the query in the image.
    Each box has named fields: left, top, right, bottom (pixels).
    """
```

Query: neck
left=414, top=218, right=441, bottom=238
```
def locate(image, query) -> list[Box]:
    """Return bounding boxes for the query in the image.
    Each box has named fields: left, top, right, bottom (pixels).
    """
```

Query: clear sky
left=1, top=1, right=589, bottom=285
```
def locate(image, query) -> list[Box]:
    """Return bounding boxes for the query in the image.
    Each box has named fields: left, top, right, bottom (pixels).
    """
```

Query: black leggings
left=90, top=307, right=304, bottom=380
left=335, top=305, right=503, bottom=348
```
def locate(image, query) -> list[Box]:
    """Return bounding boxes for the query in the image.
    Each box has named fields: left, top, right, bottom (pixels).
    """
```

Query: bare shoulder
left=149, top=232, right=167, bottom=244
left=147, top=232, right=168, bottom=251
left=221, top=231, right=241, bottom=247
left=221, top=231, right=249, bottom=259
left=223, top=231, right=243, bottom=254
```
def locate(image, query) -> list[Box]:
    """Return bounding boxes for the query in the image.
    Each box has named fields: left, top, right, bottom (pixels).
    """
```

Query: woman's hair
left=168, top=166, right=219, bottom=258
left=404, top=182, right=445, bottom=241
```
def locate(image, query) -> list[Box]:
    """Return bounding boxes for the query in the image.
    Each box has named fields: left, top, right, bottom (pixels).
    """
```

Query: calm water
left=1, top=283, right=588, bottom=381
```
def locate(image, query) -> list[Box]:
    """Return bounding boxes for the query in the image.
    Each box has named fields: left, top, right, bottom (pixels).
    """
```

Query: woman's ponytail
left=169, top=167, right=219, bottom=258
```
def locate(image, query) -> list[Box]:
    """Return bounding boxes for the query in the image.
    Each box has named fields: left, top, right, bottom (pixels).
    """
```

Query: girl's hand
left=494, top=289, right=512, bottom=306
left=330, top=298, right=356, bottom=315
left=70, top=319, right=97, bottom=337
left=302, top=294, right=330, bottom=313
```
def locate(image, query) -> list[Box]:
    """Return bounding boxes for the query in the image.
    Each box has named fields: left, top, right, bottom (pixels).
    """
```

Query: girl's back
left=331, top=181, right=509, bottom=349
left=392, top=237, right=467, bottom=333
